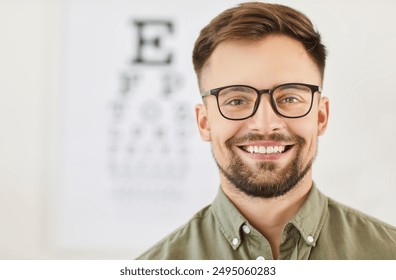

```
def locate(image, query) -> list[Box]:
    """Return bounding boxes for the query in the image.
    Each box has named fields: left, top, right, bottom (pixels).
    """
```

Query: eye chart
left=55, top=0, right=220, bottom=256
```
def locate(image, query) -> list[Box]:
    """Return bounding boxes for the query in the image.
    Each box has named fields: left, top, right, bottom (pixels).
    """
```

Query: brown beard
left=213, top=132, right=315, bottom=198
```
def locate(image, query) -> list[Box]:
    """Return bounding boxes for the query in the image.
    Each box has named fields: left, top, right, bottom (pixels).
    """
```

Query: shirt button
left=256, top=256, right=265, bottom=260
left=242, top=225, right=251, bottom=234
left=232, top=237, right=239, bottom=246
left=307, top=235, right=314, bottom=243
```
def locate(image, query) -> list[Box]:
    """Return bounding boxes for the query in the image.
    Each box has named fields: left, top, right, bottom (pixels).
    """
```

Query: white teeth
left=244, top=145, right=286, bottom=154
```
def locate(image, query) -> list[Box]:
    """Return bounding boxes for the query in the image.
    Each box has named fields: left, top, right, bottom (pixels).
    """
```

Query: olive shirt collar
left=210, top=182, right=328, bottom=258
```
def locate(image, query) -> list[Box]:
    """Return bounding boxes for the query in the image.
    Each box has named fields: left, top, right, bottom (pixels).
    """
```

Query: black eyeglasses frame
left=200, top=83, right=321, bottom=120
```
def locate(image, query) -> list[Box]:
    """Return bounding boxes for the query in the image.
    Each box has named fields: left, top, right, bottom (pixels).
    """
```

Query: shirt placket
left=241, top=223, right=275, bottom=260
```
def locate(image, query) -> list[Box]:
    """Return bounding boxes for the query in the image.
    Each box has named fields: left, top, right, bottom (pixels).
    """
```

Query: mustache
left=226, top=132, right=305, bottom=146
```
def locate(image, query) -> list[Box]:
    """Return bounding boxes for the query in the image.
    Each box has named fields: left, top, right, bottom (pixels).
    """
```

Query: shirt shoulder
left=313, top=197, right=396, bottom=259
left=328, top=197, right=396, bottom=235
left=136, top=204, right=215, bottom=260
left=136, top=188, right=247, bottom=260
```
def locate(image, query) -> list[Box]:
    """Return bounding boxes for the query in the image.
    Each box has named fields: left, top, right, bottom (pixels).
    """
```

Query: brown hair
left=192, top=2, right=327, bottom=84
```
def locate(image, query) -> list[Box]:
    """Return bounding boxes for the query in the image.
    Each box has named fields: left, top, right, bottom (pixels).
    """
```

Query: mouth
left=238, top=144, right=292, bottom=154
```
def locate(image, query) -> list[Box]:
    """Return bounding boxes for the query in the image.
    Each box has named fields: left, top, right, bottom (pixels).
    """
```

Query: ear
left=317, top=96, right=329, bottom=136
left=195, top=103, right=211, bottom=141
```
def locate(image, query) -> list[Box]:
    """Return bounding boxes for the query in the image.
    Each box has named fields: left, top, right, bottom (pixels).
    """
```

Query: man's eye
left=225, top=99, right=247, bottom=106
left=279, top=96, right=301, bottom=104
left=285, top=97, right=299, bottom=103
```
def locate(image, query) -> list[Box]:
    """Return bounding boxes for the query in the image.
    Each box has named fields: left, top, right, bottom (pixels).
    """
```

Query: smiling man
left=137, top=2, right=396, bottom=259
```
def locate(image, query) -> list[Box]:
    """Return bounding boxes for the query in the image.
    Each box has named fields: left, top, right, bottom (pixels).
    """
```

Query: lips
left=227, top=133, right=299, bottom=157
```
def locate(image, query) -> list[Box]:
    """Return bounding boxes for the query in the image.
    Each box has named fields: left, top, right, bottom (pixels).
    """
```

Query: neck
left=220, top=172, right=313, bottom=259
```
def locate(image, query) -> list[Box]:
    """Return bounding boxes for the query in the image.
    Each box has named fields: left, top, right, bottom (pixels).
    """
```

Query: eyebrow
left=222, top=86, right=255, bottom=93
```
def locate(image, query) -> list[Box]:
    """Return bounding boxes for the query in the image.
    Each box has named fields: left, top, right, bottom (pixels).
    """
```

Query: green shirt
left=137, top=184, right=396, bottom=259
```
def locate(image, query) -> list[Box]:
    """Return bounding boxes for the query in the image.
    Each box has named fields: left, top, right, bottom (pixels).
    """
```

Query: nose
left=247, top=94, right=286, bottom=134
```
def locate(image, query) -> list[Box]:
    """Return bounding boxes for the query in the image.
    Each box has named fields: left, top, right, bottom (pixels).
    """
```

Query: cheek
left=288, top=118, right=319, bottom=150
left=210, top=120, right=240, bottom=148
left=206, top=102, right=241, bottom=143
left=207, top=115, right=243, bottom=155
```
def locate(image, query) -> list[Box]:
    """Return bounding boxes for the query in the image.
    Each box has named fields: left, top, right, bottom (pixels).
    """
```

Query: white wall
left=1, top=0, right=395, bottom=259
left=0, top=0, right=58, bottom=258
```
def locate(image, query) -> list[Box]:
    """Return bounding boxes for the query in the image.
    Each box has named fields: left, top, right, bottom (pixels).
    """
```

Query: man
left=138, top=2, right=396, bottom=259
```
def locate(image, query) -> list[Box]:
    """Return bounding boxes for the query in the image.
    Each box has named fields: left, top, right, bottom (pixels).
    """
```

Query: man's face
left=195, top=35, right=329, bottom=198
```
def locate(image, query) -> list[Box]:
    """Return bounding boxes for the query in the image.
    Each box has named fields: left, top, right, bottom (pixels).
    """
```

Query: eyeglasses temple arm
left=200, top=90, right=211, bottom=97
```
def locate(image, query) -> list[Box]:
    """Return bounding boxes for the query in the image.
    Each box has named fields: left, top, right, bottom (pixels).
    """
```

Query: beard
left=214, top=132, right=316, bottom=198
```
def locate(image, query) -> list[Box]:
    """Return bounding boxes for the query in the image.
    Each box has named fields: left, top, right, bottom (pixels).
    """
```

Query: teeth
left=244, top=145, right=286, bottom=154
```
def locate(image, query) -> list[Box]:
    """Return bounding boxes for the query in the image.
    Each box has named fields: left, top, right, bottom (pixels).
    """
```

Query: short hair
left=192, top=2, right=327, bottom=85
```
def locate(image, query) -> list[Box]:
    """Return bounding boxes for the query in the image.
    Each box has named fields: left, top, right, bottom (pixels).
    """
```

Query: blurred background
left=1, top=0, right=396, bottom=259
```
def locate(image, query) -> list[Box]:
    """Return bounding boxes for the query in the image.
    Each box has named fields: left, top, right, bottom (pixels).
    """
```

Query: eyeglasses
left=200, top=83, right=321, bottom=120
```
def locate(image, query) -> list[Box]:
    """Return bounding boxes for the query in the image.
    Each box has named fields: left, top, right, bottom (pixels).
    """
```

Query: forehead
left=201, top=35, right=321, bottom=90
